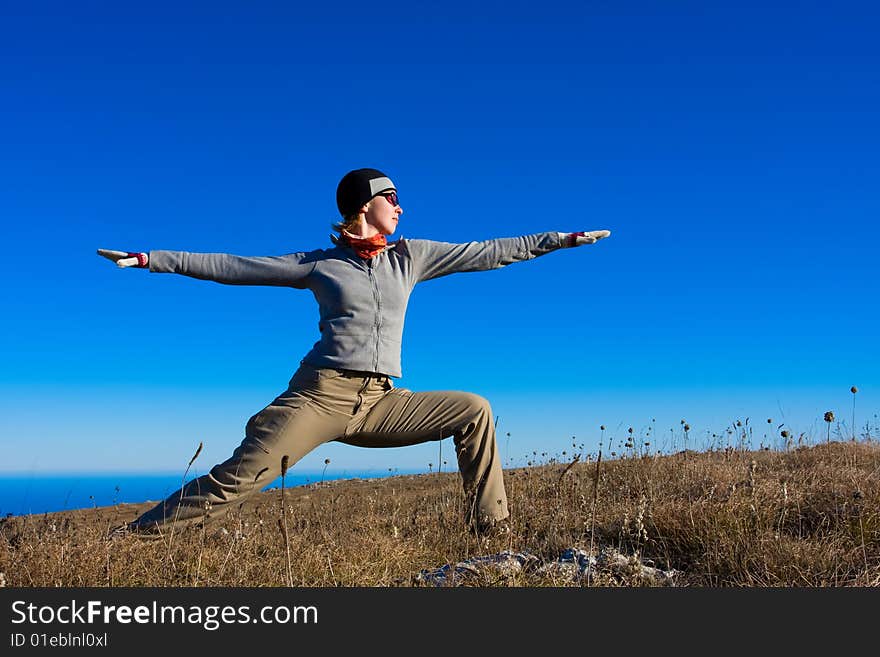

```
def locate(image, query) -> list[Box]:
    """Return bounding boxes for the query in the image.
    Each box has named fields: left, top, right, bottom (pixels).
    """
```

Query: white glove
left=97, top=249, right=149, bottom=268
left=559, top=230, right=611, bottom=247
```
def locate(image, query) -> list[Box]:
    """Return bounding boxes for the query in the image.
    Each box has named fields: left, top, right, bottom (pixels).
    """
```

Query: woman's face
left=363, top=190, right=403, bottom=236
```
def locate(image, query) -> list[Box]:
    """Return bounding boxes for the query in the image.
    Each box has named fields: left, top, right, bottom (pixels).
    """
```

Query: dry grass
left=1, top=440, right=878, bottom=587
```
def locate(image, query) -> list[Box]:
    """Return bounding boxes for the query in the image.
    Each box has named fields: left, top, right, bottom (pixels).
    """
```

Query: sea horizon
left=0, top=468, right=418, bottom=517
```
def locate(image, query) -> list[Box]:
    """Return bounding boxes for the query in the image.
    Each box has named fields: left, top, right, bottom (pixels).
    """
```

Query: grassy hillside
left=1, top=441, right=878, bottom=586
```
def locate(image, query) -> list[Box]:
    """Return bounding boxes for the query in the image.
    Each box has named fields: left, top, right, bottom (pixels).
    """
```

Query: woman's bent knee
left=458, top=392, right=492, bottom=419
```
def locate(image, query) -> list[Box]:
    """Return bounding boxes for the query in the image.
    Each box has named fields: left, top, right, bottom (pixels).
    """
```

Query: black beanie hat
left=336, top=168, right=396, bottom=217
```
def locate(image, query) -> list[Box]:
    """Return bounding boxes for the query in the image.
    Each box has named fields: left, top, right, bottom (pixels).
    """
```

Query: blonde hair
left=332, top=213, right=363, bottom=235
left=331, top=196, right=377, bottom=234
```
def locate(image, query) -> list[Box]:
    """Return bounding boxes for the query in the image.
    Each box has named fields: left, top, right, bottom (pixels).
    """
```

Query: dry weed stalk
left=165, top=441, right=203, bottom=571
left=557, top=454, right=581, bottom=487
left=851, top=386, right=859, bottom=441
left=279, top=455, right=293, bottom=587
left=587, top=428, right=604, bottom=587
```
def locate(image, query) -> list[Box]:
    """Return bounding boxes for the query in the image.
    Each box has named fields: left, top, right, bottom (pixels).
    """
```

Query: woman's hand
left=97, top=249, right=149, bottom=268
left=562, top=230, right=611, bottom=247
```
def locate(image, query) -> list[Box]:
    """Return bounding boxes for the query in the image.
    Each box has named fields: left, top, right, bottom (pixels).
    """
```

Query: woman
left=98, top=167, right=611, bottom=538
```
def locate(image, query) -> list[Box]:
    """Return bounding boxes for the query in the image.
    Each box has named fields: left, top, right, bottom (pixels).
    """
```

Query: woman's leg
left=341, top=387, right=508, bottom=530
left=128, top=369, right=355, bottom=533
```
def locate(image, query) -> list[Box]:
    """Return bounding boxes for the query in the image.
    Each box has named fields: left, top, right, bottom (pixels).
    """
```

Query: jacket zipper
left=367, top=258, right=381, bottom=372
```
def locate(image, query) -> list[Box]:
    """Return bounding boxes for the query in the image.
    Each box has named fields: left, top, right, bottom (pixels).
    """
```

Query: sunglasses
left=378, top=191, right=399, bottom=207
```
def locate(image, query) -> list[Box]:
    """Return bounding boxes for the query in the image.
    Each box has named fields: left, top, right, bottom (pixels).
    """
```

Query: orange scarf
left=342, top=232, right=387, bottom=259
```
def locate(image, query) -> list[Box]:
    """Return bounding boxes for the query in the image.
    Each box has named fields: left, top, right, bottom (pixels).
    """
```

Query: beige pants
left=131, top=364, right=509, bottom=531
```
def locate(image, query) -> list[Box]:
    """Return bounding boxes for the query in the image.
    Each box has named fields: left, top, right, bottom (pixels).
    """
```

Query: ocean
left=0, top=470, right=404, bottom=517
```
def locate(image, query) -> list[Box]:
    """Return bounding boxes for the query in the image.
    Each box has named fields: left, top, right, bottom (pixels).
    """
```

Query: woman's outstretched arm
left=405, top=230, right=611, bottom=282
left=96, top=248, right=317, bottom=288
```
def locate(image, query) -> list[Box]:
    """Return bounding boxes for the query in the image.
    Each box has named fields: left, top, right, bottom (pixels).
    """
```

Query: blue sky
left=1, top=1, right=877, bottom=478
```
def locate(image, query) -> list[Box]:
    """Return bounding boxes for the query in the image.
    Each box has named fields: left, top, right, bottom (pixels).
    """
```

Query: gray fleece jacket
left=149, top=232, right=570, bottom=377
